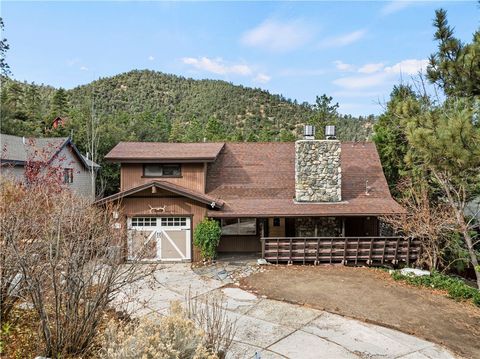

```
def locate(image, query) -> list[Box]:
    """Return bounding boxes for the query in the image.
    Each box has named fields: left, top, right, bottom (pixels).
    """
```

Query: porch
left=216, top=216, right=418, bottom=266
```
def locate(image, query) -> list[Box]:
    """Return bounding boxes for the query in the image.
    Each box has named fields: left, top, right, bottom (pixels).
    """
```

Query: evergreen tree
left=169, top=118, right=185, bottom=142
left=204, top=117, right=225, bottom=141
left=0, top=17, right=11, bottom=77
left=373, top=85, right=421, bottom=192
left=310, top=94, right=339, bottom=139
left=427, top=9, right=480, bottom=98
left=50, top=88, right=69, bottom=118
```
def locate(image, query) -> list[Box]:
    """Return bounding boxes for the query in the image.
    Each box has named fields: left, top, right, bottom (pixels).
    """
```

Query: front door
left=127, top=216, right=191, bottom=261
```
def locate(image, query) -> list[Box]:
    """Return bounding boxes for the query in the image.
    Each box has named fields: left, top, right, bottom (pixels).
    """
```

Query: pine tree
left=427, top=9, right=480, bottom=98
left=373, top=85, right=421, bottom=192
left=0, top=17, right=11, bottom=77
left=50, top=88, right=69, bottom=118
left=309, top=94, right=339, bottom=139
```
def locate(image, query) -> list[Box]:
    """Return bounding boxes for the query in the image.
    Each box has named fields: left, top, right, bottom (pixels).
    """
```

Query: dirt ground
left=241, top=265, right=480, bottom=359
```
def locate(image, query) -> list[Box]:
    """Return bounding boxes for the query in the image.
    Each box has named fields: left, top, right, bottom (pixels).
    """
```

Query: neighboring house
left=99, top=126, right=406, bottom=263
left=52, top=116, right=67, bottom=129
left=0, top=133, right=100, bottom=201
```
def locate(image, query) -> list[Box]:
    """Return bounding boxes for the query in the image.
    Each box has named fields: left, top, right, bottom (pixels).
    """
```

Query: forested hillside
left=0, top=69, right=375, bottom=193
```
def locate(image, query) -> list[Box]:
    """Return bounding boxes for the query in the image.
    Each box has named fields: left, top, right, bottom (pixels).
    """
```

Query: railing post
left=261, top=237, right=265, bottom=259
left=406, top=237, right=411, bottom=266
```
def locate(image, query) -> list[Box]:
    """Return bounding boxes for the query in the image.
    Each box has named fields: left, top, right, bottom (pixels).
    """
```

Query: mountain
left=0, top=69, right=376, bottom=194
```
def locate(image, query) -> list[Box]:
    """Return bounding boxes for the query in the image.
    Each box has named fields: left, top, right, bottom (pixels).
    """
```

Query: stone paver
left=120, top=264, right=457, bottom=359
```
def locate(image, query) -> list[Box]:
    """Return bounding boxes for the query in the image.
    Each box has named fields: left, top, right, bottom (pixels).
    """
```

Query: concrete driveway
left=120, top=264, right=456, bottom=359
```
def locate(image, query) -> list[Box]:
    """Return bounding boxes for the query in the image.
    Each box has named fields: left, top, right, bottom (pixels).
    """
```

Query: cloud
left=241, top=18, right=313, bottom=52
left=384, top=59, right=429, bottom=75
left=333, top=58, right=428, bottom=89
left=182, top=57, right=253, bottom=76
left=380, top=1, right=413, bottom=16
left=79, top=66, right=88, bottom=71
left=358, top=62, right=384, bottom=74
left=334, top=60, right=355, bottom=72
left=148, top=55, right=155, bottom=61
left=182, top=56, right=269, bottom=83
left=320, top=29, right=366, bottom=48
left=253, top=73, right=271, bottom=84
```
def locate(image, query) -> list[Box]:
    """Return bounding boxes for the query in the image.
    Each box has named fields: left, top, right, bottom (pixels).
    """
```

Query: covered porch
left=215, top=216, right=417, bottom=266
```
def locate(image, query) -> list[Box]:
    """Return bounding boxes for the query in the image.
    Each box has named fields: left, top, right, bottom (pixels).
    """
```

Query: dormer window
left=143, top=164, right=181, bottom=177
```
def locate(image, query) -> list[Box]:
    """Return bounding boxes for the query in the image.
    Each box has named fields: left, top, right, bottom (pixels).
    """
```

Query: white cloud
left=384, top=58, right=429, bottom=75
left=80, top=66, right=88, bottom=71
left=320, top=29, right=366, bottom=48
left=358, top=62, right=384, bottom=74
left=241, top=18, right=313, bottom=52
left=380, top=1, right=413, bottom=16
left=253, top=73, right=271, bottom=84
left=148, top=55, right=155, bottom=61
left=278, top=68, right=326, bottom=77
left=182, top=57, right=253, bottom=76
left=333, top=58, right=428, bottom=89
left=334, top=60, right=355, bottom=72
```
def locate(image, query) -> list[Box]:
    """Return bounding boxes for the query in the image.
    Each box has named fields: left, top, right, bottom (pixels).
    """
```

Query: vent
left=325, top=125, right=336, bottom=140
left=303, top=125, right=315, bottom=140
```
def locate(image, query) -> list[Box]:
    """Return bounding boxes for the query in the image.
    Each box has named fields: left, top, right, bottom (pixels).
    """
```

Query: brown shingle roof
left=205, top=142, right=404, bottom=217
left=105, top=142, right=225, bottom=163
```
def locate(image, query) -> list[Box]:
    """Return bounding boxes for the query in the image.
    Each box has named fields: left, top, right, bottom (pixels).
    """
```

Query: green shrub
left=391, top=270, right=480, bottom=307
left=194, top=219, right=222, bottom=260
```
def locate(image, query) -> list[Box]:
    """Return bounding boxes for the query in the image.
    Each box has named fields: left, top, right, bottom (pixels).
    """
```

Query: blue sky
left=1, top=1, right=477, bottom=115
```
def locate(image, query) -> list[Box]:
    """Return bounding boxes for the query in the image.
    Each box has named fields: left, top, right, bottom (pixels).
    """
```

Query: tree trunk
left=463, top=228, right=480, bottom=289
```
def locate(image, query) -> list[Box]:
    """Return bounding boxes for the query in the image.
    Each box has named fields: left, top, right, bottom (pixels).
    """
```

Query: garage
left=127, top=216, right=191, bottom=261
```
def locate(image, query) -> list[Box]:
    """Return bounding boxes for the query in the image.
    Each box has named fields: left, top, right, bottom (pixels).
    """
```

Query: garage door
left=127, top=216, right=191, bottom=261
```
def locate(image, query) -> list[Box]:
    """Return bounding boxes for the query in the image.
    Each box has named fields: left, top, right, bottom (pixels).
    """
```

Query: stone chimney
left=295, top=125, right=341, bottom=202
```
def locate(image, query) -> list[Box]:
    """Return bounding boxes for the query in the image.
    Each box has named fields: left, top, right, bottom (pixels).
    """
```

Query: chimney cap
left=303, top=125, right=315, bottom=140
left=325, top=125, right=336, bottom=139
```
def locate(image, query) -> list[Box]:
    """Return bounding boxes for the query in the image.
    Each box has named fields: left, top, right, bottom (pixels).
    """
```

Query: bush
left=194, top=219, right=222, bottom=260
left=99, top=302, right=218, bottom=359
left=391, top=270, right=480, bottom=307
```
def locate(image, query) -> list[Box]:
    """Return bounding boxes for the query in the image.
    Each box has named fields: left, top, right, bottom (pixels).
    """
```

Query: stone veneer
left=295, top=140, right=341, bottom=202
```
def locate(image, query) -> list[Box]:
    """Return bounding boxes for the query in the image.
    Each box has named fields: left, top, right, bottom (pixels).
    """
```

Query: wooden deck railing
left=261, top=236, right=419, bottom=265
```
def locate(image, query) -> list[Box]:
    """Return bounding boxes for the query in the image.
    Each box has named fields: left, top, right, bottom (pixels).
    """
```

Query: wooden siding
left=120, top=163, right=206, bottom=193
left=119, top=195, right=207, bottom=261
left=217, top=235, right=261, bottom=253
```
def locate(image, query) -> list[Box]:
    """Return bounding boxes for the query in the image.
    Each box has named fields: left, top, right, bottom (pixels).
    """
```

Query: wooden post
left=381, top=238, right=387, bottom=264
left=329, top=237, right=333, bottom=264
left=289, top=238, right=292, bottom=263
left=277, top=237, right=279, bottom=265
left=355, top=237, right=359, bottom=265
left=368, top=238, right=373, bottom=265
left=393, top=237, right=399, bottom=265
left=261, top=238, right=265, bottom=259
left=406, top=237, right=411, bottom=266
left=316, top=238, right=320, bottom=264
left=343, top=237, right=347, bottom=265
left=303, top=238, right=306, bottom=265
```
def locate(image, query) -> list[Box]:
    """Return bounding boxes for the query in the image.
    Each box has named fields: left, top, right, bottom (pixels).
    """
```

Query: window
left=143, top=164, right=181, bottom=177
left=63, top=168, right=73, bottom=184
left=131, top=217, right=157, bottom=227
left=160, top=217, right=187, bottom=227
left=221, top=218, right=256, bottom=235
left=273, top=217, right=281, bottom=227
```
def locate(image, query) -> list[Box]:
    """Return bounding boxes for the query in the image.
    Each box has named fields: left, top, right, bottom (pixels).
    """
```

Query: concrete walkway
left=121, top=264, right=456, bottom=359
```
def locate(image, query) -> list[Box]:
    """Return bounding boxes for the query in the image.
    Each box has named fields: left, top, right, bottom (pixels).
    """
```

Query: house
left=99, top=126, right=408, bottom=263
left=52, top=116, right=67, bottom=129
left=0, top=133, right=100, bottom=201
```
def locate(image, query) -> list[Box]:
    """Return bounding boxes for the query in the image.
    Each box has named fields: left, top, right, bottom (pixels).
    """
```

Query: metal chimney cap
left=325, top=125, right=336, bottom=139
left=303, top=125, right=315, bottom=140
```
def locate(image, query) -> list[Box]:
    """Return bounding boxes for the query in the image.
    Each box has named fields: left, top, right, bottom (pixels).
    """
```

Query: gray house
left=0, top=134, right=99, bottom=201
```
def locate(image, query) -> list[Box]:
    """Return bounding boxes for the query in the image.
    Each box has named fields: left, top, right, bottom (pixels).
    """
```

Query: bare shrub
left=0, top=178, right=154, bottom=357
left=99, top=301, right=218, bottom=359
left=382, top=179, right=457, bottom=270
left=186, top=290, right=236, bottom=358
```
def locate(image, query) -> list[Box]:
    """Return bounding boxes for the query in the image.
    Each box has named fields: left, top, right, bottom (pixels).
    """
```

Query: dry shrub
left=186, top=291, right=236, bottom=357
left=99, top=301, right=218, bottom=359
left=0, top=177, right=154, bottom=357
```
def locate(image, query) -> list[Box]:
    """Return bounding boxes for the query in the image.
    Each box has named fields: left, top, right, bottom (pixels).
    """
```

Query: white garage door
left=127, top=216, right=191, bottom=261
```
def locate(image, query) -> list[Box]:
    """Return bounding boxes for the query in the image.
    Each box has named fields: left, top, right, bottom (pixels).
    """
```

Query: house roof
left=95, top=181, right=224, bottom=209
left=0, top=133, right=100, bottom=169
left=105, top=142, right=225, bottom=163
left=205, top=142, right=404, bottom=217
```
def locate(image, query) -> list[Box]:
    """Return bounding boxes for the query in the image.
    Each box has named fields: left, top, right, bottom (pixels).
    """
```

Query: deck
left=261, top=236, right=420, bottom=265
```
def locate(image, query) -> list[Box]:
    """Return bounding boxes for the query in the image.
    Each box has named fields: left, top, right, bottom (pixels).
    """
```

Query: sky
left=1, top=1, right=478, bottom=116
